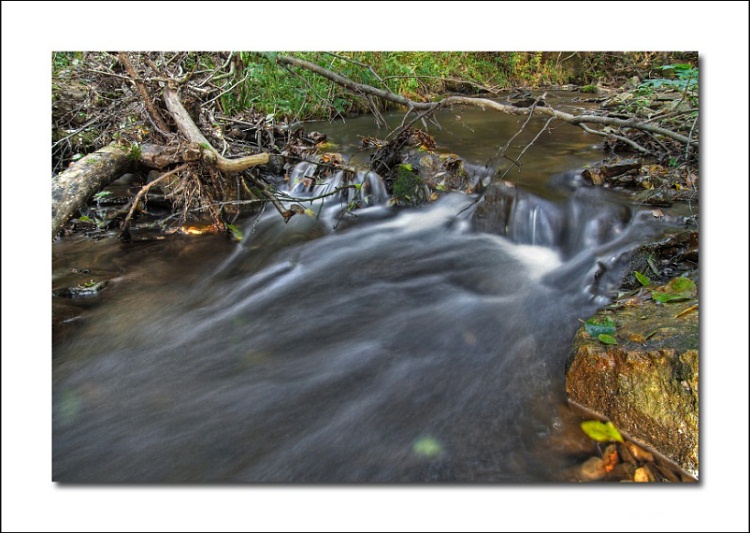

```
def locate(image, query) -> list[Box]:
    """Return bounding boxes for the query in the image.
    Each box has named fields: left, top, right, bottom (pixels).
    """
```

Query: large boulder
left=565, top=292, right=699, bottom=478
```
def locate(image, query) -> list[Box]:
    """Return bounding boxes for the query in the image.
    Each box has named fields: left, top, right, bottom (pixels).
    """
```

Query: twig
left=85, top=69, right=132, bottom=82
left=382, top=74, right=500, bottom=94
left=117, top=52, right=172, bottom=135
left=578, top=124, right=652, bottom=154
left=323, top=52, right=387, bottom=88
left=685, top=114, right=699, bottom=159
left=51, top=117, right=101, bottom=148
left=491, top=93, right=546, bottom=167
left=203, top=71, right=250, bottom=106
left=197, top=52, right=234, bottom=87
left=500, top=117, right=556, bottom=180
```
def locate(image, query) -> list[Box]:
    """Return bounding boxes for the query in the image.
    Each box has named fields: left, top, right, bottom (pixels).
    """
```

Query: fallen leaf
left=580, top=420, right=624, bottom=443
left=584, top=317, right=616, bottom=337
left=634, top=271, right=651, bottom=286
left=412, top=436, right=443, bottom=458
left=652, top=277, right=697, bottom=303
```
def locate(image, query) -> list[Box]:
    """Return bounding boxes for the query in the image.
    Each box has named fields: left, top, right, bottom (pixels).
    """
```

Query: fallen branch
left=276, top=55, right=698, bottom=149
left=163, top=85, right=270, bottom=173
left=118, top=52, right=172, bottom=137
left=52, top=143, right=133, bottom=239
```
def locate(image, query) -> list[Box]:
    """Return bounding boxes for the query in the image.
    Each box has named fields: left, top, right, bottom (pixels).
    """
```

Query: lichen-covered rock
left=566, top=297, right=699, bottom=478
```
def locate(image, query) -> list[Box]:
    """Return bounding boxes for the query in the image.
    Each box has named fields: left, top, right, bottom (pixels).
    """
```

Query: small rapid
left=53, top=159, right=667, bottom=482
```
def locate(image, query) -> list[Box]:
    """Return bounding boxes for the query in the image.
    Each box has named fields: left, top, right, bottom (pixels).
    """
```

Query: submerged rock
left=565, top=292, right=699, bottom=478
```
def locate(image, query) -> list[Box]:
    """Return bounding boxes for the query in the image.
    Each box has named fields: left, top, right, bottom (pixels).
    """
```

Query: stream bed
left=53, top=94, right=679, bottom=482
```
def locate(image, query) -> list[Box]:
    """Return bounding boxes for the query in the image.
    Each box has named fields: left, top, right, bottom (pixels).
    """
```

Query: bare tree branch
left=118, top=52, right=172, bottom=136
left=276, top=55, right=698, bottom=149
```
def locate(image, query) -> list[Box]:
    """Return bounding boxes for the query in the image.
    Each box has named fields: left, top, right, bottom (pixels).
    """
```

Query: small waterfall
left=473, top=172, right=633, bottom=258
left=282, top=163, right=390, bottom=210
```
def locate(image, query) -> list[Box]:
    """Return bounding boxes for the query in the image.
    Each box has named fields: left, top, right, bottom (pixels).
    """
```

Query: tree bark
left=52, top=143, right=133, bottom=238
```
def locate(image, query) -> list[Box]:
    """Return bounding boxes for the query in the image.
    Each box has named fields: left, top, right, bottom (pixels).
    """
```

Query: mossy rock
left=566, top=295, right=699, bottom=477
left=392, top=164, right=426, bottom=206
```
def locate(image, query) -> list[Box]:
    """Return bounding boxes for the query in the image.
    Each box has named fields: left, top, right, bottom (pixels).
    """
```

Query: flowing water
left=53, top=96, right=674, bottom=482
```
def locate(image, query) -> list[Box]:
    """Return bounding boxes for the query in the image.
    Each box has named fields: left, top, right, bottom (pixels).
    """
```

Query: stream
left=53, top=94, right=674, bottom=482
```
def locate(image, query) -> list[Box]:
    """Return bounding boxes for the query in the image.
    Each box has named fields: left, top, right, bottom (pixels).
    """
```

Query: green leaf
left=647, top=255, right=660, bottom=276
left=580, top=420, right=624, bottom=443
left=584, top=317, right=616, bottom=338
left=226, top=224, right=244, bottom=242
left=78, top=215, right=93, bottom=223
left=598, top=333, right=618, bottom=345
left=652, top=277, right=697, bottom=303
left=93, top=191, right=113, bottom=201
left=634, top=271, right=650, bottom=286
left=399, top=163, right=413, bottom=172
left=412, top=436, right=443, bottom=458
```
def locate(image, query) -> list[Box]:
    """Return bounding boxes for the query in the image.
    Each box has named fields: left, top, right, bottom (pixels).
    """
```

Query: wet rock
left=634, top=466, right=656, bottom=482
left=565, top=295, right=699, bottom=478
left=577, top=456, right=607, bottom=481
left=581, top=159, right=642, bottom=186
left=632, top=188, right=698, bottom=207
left=623, top=230, right=698, bottom=290
left=402, top=152, right=471, bottom=195
left=54, top=280, right=108, bottom=298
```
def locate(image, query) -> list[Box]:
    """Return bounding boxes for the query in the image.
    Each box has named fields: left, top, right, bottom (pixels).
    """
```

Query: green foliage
left=584, top=317, right=619, bottom=345
left=169, top=51, right=694, bottom=122
left=580, top=84, right=597, bottom=93
left=127, top=142, right=142, bottom=161
left=642, top=64, right=698, bottom=93
left=52, top=51, right=82, bottom=71
left=652, top=277, right=697, bottom=303
left=211, top=52, right=578, bottom=122
left=580, top=420, right=624, bottom=443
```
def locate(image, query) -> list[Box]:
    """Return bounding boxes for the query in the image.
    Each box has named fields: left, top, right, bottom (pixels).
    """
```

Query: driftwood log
left=52, top=144, right=133, bottom=238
